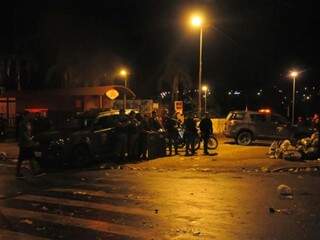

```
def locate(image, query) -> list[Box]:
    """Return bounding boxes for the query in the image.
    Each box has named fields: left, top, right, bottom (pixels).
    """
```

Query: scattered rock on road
left=277, top=184, right=293, bottom=199
left=0, top=152, right=7, bottom=161
left=20, top=219, right=33, bottom=225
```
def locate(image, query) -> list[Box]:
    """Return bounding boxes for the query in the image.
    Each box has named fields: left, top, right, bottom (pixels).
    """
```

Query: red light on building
left=258, top=109, right=271, bottom=114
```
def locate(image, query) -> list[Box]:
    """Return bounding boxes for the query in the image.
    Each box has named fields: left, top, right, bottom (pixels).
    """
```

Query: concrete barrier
left=212, top=118, right=226, bottom=134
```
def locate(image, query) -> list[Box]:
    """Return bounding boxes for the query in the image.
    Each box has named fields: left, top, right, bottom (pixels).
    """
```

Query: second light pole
left=202, top=85, right=208, bottom=113
left=119, top=69, right=128, bottom=110
left=191, top=15, right=204, bottom=116
left=290, top=70, right=299, bottom=125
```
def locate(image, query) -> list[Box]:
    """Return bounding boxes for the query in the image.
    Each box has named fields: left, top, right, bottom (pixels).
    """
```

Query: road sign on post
left=174, top=101, right=183, bottom=114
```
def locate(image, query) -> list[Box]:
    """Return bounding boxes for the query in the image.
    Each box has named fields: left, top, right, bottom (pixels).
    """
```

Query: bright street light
left=202, top=85, right=208, bottom=113
left=290, top=71, right=298, bottom=78
left=119, top=69, right=128, bottom=77
left=190, top=13, right=205, bottom=116
left=191, top=16, right=203, bottom=27
left=202, top=85, right=208, bottom=92
left=119, top=68, right=129, bottom=109
left=289, top=70, right=299, bottom=125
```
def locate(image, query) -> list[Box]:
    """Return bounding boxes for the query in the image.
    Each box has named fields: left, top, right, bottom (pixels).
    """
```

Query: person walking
left=149, top=111, right=163, bottom=131
left=199, top=112, right=213, bottom=155
left=0, top=113, right=7, bottom=140
left=115, top=109, right=129, bottom=162
left=127, top=111, right=140, bottom=161
left=16, top=121, right=44, bottom=178
left=184, top=113, right=197, bottom=156
left=136, top=113, right=149, bottom=160
left=163, top=112, right=179, bottom=155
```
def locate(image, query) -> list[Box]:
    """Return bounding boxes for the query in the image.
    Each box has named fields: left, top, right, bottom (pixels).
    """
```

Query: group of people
left=114, top=109, right=214, bottom=162
left=297, top=113, right=320, bottom=130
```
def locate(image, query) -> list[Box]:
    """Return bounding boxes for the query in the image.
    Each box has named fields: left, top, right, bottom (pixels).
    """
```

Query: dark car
left=33, top=110, right=134, bottom=168
left=224, top=110, right=313, bottom=145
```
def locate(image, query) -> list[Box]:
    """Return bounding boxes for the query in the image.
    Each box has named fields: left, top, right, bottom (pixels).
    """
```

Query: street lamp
left=119, top=69, right=128, bottom=109
left=190, top=14, right=204, bottom=116
left=202, top=85, right=208, bottom=113
left=290, top=70, right=299, bottom=125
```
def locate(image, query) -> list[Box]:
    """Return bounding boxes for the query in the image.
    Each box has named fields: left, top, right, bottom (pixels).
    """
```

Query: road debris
left=41, top=206, right=49, bottom=211
left=0, top=152, right=7, bottom=161
left=73, top=191, right=88, bottom=195
left=269, top=207, right=292, bottom=215
left=192, top=231, right=201, bottom=236
left=277, top=184, right=293, bottom=199
left=20, top=219, right=33, bottom=224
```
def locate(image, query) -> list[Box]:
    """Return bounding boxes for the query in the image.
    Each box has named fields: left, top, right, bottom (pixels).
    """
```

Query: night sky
left=0, top=0, right=319, bottom=114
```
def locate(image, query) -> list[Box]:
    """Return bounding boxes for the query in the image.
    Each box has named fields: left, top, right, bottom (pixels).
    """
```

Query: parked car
left=223, top=110, right=313, bottom=146
left=34, top=109, right=161, bottom=168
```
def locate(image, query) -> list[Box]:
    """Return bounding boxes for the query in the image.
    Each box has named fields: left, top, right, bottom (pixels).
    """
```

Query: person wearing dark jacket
left=199, top=112, right=213, bottom=155
left=163, top=112, right=179, bottom=155
left=184, top=114, right=197, bottom=156
left=136, top=113, right=149, bottom=160
left=127, top=111, right=140, bottom=160
left=149, top=111, right=162, bottom=131
left=16, top=121, right=44, bottom=178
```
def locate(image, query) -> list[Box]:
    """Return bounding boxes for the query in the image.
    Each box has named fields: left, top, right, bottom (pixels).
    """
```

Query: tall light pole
left=290, top=70, right=299, bottom=125
left=202, top=85, right=208, bottom=113
left=119, top=69, right=128, bottom=110
left=191, top=15, right=204, bottom=116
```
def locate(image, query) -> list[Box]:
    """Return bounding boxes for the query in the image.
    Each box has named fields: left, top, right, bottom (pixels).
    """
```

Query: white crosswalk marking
left=1, top=207, right=156, bottom=239
left=48, top=187, right=151, bottom=201
left=15, top=194, right=153, bottom=217
left=0, top=183, right=160, bottom=239
left=0, top=229, right=50, bottom=240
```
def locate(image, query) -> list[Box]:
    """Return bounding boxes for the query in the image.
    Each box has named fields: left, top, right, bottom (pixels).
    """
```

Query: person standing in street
left=163, top=112, right=179, bottom=155
left=149, top=111, right=163, bottom=131
left=115, top=109, right=129, bottom=162
left=136, top=113, right=149, bottom=160
left=184, top=113, right=197, bottom=156
left=127, top=111, right=140, bottom=161
left=16, top=121, right=44, bottom=178
left=199, top=112, right=213, bottom=155
left=0, top=113, right=7, bottom=140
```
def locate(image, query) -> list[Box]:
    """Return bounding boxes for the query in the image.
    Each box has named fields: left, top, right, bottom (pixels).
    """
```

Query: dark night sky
left=1, top=0, right=319, bottom=99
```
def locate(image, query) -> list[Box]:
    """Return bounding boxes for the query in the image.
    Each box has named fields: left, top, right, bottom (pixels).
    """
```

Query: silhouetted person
left=163, top=112, right=179, bottom=155
left=16, top=121, right=44, bottom=178
left=149, top=111, right=162, bottom=131
left=115, top=109, right=129, bottom=162
left=136, top=113, right=149, bottom=160
left=184, top=114, right=197, bottom=156
left=127, top=111, right=140, bottom=160
left=0, top=113, right=7, bottom=140
left=199, top=112, right=213, bottom=155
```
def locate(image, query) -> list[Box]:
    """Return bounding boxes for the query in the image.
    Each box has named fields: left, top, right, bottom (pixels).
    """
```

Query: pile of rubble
left=268, top=132, right=319, bottom=161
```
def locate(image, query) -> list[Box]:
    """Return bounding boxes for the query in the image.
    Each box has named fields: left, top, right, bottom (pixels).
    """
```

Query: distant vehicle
left=223, top=110, right=313, bottom=146
left=33, top=109, right=145, bottom=168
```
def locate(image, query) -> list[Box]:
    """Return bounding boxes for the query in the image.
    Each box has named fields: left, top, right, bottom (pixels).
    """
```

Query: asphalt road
left=1, top=140, right=320, bottom=239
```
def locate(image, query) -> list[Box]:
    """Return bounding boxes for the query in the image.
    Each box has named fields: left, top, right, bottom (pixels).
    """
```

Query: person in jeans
left=199, top=112, right=213, bottom=155
left=163, top=112, right=179, bottom=155
left=16, top=121, right=44, bottom=178
left=127, top=111, right=140, bottom=161
left=136, top=113, right=149, bottom=160
left=115, top=109, right=129, bottom=162
left=184, top=113, right=197, bottom=156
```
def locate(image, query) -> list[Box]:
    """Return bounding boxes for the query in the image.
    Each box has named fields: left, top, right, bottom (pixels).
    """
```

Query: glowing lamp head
left=290, top=71, right=298, bottom=78
left=202, top=85, right=208, bottom=92
left=119, top=69, right=128, bottom=77
left=191, top=16, right=203, bottom=27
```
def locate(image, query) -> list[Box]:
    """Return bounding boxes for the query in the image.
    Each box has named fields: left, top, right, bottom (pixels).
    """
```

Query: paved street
left=1, top=140, right=320, bottom=239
